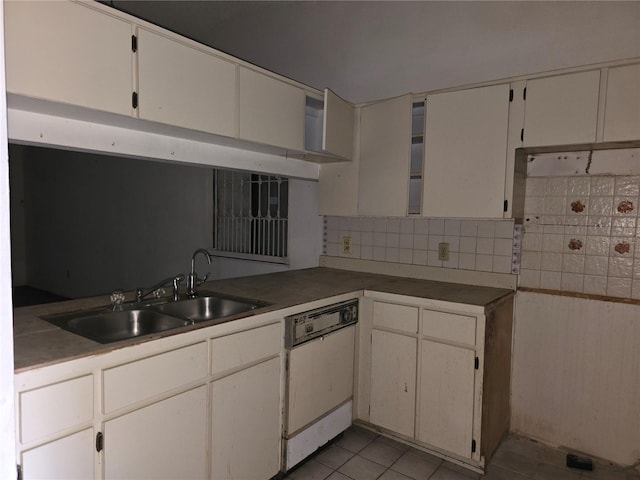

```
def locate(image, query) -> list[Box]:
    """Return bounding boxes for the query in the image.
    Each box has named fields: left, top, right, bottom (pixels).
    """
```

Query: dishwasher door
left=286, top=324, right=356, bottom=437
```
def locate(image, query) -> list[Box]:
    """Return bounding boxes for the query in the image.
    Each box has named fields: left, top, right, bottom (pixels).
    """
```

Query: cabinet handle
left=404, top=383, right=408, bottom=393
left=96, top=431, right=104, bottom=452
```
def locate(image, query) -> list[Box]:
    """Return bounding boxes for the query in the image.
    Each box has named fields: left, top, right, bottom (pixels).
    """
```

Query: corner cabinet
left=358, top=94, right=413, bottom=216
left=422, top=84, right=511, bottom=218
left=137, top=28, right=238, bottom=137
left=4, top=0, right=133, bottom=116
left=522, top=70, right=601, bottom=147
left=603, top=63, right=640, bottom=142
left=305, top=89, right=355, bottom=160
left=357, top=292, right=514, bottom=471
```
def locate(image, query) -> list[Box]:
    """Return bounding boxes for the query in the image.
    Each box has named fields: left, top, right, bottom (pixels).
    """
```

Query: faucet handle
left=110, top=290, right=126, bottom=309
left=198, top=272, right=210, bottom=285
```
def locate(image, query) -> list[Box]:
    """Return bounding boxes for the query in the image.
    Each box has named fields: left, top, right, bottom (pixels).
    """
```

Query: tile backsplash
left=519, top=174, right=640, bottom=299
left=323, top=216, right=517, bottom=274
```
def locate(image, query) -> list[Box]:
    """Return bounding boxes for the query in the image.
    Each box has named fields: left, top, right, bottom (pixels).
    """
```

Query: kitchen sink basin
left=43, top=292, right=268, bottom=343
left=152, top=294, right=266, bottom=323
left=44, top=309, right=191, bottom=344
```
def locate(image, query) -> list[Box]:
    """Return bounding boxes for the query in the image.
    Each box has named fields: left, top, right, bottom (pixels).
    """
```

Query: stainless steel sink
left=44, top=309, right=191, bottom=344
left=42, top=292, right=268, bottom=343
left=152, top=294, right=266, bottom=323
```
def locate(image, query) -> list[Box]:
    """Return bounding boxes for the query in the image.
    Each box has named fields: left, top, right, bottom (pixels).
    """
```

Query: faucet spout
left=187, top=248, right=212, bottom=298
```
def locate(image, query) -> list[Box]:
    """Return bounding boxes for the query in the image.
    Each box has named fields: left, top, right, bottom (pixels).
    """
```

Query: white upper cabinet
left=239, top=67, right=305, bottom=151
left=358, top=94, right=412, bottom=216
left=523, top=70, right=601, bottom=147
left=422, top=84, right=510, bottom=218
left=603, top=64, right=640, bottom=142
left=4, top=1, right=133, bottom=116
left=137, top=28, right=237, bottom=137
left=305, top=90, right=355, bottom=160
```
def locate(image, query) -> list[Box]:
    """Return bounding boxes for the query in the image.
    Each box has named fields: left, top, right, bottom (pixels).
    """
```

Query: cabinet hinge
left=471, top=439, right=477, bottom=453
left=96, top=431, right=104, bottom=452
left=131, top=34, right=138, bottom=53
left=520, top=128, right=524, bottom=143
left=503, top=200, right=508, bottom=212
left=523, top=87, right=527, bottom=101
left=16, top=464, right=22, bottom=480
left=132, top=91, right=138, bottom=109
left=474, top=357, right=479, bottom=370
left=509, top=89, right=513, bottom=102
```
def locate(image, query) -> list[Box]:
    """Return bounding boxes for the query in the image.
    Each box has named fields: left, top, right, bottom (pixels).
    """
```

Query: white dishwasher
left=283, top=299, right=358, bottom=472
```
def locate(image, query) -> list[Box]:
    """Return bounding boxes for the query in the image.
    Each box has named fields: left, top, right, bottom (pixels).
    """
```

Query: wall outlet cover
left=342, top=236, right=353, bottom=254
left=438, top=242, right=449, bottom=261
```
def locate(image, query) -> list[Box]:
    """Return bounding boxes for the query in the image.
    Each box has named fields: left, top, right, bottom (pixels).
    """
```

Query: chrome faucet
left=187, top=248, right=212, bottom=298
left=136, top=273, right=185, bottom=302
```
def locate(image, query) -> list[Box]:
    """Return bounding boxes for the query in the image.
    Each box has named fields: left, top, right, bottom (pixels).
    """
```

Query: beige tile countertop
left=13, top=267, right=514, bottom=372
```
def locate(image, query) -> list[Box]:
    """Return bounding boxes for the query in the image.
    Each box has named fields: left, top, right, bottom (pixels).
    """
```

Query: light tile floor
left=285, top=426, right=640, bottom=480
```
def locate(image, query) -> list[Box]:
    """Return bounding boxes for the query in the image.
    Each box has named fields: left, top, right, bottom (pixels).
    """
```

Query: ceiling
left=108, top=1, right=640, bottom=104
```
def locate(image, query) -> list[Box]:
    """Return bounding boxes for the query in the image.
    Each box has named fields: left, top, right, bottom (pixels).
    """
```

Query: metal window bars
left=214, top=170, right=288, bottom=261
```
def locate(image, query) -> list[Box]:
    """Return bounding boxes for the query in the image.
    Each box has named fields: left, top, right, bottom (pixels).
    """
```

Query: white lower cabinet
left=210, top=323, right=282, bottom=479
left=211, top=357, right=281, bottom=480
left=21, top=428, right=94, bottom=480
left=417, top=339, right=475, bottom=458
left=104, top=386, right=208, bottom=479
left=360, top=294, right=514, bottom=471
left=370, top=330, right=417, bottom=438
left=15, top=319, right=283, bottom=480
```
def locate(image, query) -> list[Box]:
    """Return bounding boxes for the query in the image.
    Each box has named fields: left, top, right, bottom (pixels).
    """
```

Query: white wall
left=512, top=291, right=640, bottom=466
left=0, top=0, right=17, bottom=475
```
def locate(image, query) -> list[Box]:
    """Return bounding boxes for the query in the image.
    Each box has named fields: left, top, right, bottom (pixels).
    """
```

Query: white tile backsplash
left=521, top=174, right=640, bottom=300
left=323, top=215, right=516, bottom=277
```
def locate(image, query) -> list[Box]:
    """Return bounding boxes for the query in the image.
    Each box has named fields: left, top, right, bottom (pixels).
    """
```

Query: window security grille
left=214, top=170, right=288, bottom=262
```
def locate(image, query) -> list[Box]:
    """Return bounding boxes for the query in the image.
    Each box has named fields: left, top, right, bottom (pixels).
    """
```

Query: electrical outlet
left=342, top=236, right=353, bottom=254
left=438, top=242, right=449, bottom=261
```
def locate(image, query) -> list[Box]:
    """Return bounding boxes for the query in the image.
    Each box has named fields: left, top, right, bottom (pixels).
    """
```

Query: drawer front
left=421, top=310, right=476, bottom=346
left=103, top=342, right=207, bottom=413
left=20, top=375, right=93, bottom=444
left=373, top=301, right=419, bottom=333
left=211, top=322, right=281, bottom=375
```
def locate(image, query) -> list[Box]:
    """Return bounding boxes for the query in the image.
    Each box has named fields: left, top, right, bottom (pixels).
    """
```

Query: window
left=213, top=170, right=288, bottom=262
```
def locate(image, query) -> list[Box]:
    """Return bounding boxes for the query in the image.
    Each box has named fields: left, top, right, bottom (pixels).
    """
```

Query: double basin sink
left=43, top=292, right=268, bottom=344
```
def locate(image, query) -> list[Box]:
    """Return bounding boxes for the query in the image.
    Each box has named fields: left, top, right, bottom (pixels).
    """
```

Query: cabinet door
left=211, top=357, right=281, bottom=480
left=104, top=386, right=207, bottom=479
left=288, top=326, right=355, bottom=434
left=422, top=84, right=510, bottom=218
left=137, top=28, right=237, bottom=137
left=358, top=95, right=412, bottom=216
left=603, top=64, right=640, bottom=142
left=239, top=67, right=305, bottom=151
left=21, top=429, right=94, bottom=480
left=5, top=1, right=132, bottom=116
left=523, top=70, right=600, bottom=147
left=417, top=339, right=475, bottom=459
left=323, top=89, right=355, bottom=160
left=370, top=329, right=417, bottom=438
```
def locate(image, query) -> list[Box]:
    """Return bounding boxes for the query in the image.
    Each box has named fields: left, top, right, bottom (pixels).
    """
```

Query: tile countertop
left=13, top=267, right=514, bottom=372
